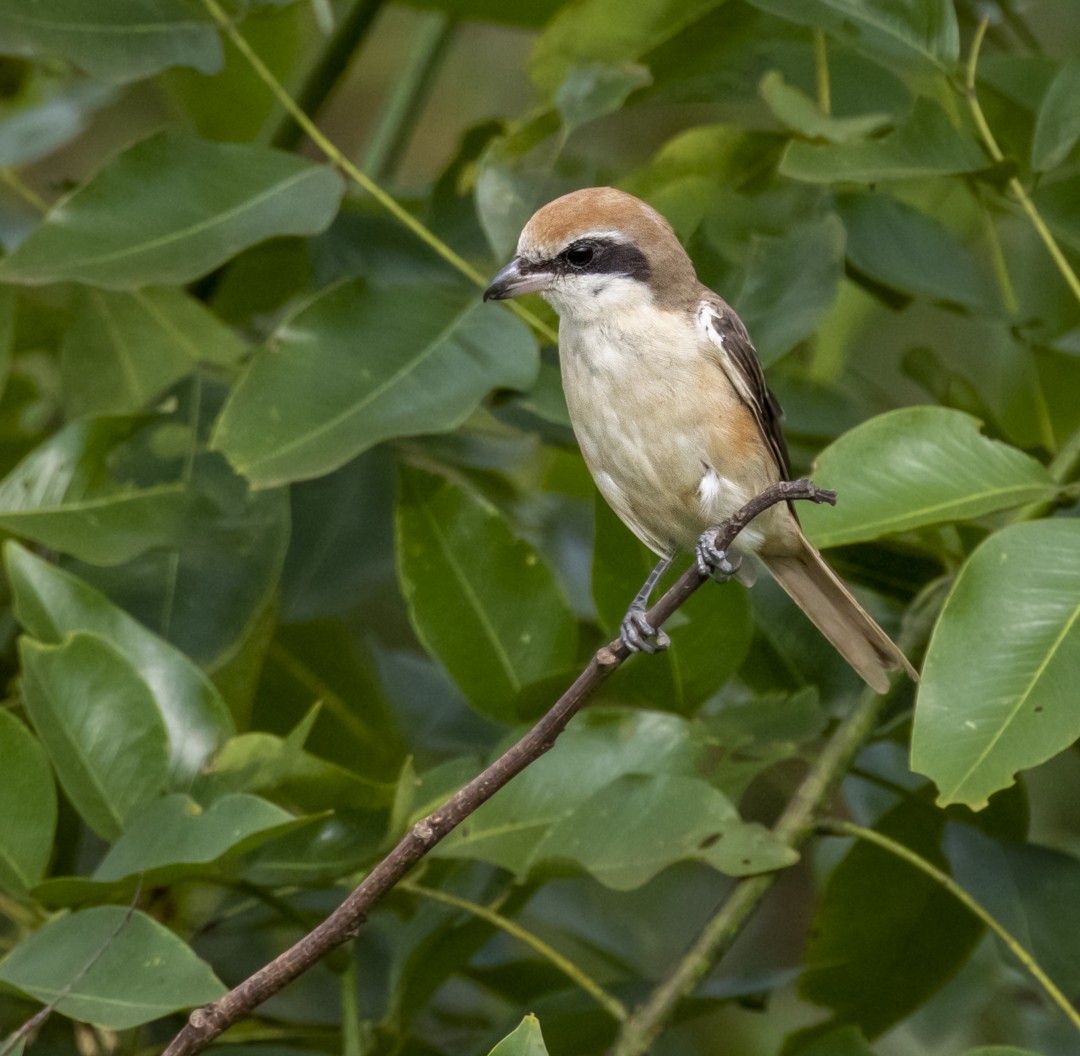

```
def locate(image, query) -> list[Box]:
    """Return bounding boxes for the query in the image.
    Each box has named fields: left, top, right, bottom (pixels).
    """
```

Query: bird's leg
left=620, top=552, right=675, bottom=654
left=695, top=526, right=742, bottom=583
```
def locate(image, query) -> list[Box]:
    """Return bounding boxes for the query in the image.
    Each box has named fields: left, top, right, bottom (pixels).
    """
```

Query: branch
left=161, top=478, right=835, bottom=1056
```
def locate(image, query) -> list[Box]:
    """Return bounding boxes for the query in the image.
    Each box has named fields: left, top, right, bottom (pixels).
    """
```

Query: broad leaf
left=759, top=71, right=893, bottom=143
left=6, top=543, right=234, bottom=783
left=488, top=1015, right=549, bottom=1056
left=801, top=800, right=982, bottom=1036
left=1032, top=60, right=1080, bottom=172
left=529, top=0, right=724, bottom=97
left=0, top=906, right=225, bottom=1029
left=0, top=131, right=344, bottom=289
left=93, top=793, right=297, bottom=882
left=396, top=466, right=576, bottom=720
left=19, top=632, right=169, bottom=841
left=555, top=62, right=652, bottom=133
left=0, top=710, right=56, bottom=896
left=781, top=98, right=984, bottom=183
left=0, top=418, right=190, bottom=565
left=61, top=287, right=245, bottom=418
left=0, top=0, right=223, bottom=85
left=912, top=520, right=1080, bottom=809
left=838, top=192, right=996, bottom=311
left=534, top=772, right=796, bottom=888
left=799, top=407, right=1056, bottom=548
left=746, top=0, right=959, bottom=73
left=0, top=78, right=116, bottom=169
left=213, top=280, right=538, bottom=488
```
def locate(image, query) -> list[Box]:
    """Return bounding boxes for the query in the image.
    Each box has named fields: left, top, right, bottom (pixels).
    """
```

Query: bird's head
left=483, top=187, right=697, bottom=319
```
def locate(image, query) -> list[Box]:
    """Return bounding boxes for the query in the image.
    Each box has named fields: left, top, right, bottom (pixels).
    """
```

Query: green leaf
left=0, top=0, right=223, bottom=85
left=785, top=1025, right=876, bottom=1056
left=213, top=280, right=538, bottom=488
left=0, top=78, right=116, bottom=169
left=759, top=71, right=893, bottom=143
left=0, top=418, right=190, bottom=565
left=6, top=542, right=234, bottom=783
left=0, top=906, right=225, bottom=1029
left=729, top=213, right=845, bottom=363
left=61, top=287, right=245, bottom=418
left=912, top=520, right=1080, bottom=809
left=800, top=800, right=982, bottom=1037
left=745, top=0, right=959, bottom=73
left=799, top=407, right=1056, bottom=548
left=555, top=62, right=652, bottom=133
left=780, top=98, right=984, bottom=183
left=0, top=710, right=56, bottom=897
left=19, top=632, right=169, bottom=841
left=487, top=1015, right=549, bottom=1056
left=838, top=192, right=995, bottom=310
left=396, top=466, right=576, bottom=721
left=534, top=772, right=797, bottom=889
left=0, top=131, right=344, bottom=289
left=1032, top=60, right=1080, bottom=172
left=529, top=0, right=724, bottom=97
left=93, top=793, right=297, bottom=882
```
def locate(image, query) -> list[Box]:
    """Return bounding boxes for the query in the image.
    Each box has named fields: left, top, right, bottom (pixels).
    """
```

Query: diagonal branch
left=161, top=478, right=836, bottom=1056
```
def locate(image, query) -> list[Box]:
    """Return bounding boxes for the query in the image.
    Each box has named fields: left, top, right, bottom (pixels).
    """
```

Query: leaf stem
left=0, top=169, right=48, bottom=213
left=819, top=818, right=1080, bottom=1034
left=201, top=0, right=557, bottom=344
left=813, top=30, right=831, bottom=116
left=402, top=881, right=628, bottom=1022
left=964, top=17, right=1080, bottom=305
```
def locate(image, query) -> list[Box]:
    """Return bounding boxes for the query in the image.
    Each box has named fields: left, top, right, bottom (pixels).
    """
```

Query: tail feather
left=762, top=533, right=918, bottom=694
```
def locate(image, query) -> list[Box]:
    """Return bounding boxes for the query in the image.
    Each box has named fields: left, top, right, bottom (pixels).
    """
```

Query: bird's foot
left=619, top=601, right=671, bottom=654
left=695, top=530, right=741, bottom=583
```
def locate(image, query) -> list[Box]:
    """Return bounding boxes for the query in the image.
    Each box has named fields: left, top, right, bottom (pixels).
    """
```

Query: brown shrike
left=484, top=187, right=916, bottom=693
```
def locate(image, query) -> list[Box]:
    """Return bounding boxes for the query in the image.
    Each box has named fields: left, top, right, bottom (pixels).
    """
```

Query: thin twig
left=818, top=818, right=1080, bottom=1034
left=161, top=478, right=834, bottom=1056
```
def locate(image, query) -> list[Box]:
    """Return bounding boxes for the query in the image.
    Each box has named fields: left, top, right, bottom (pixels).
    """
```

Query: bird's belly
left=560, top=328, right=774, bottom=556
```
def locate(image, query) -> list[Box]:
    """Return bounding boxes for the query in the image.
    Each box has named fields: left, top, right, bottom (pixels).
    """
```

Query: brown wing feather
left=700, top=298, right=791, bottom=479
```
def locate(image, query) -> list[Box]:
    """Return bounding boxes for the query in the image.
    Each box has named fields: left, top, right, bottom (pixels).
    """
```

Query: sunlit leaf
left=0, top=710, right=56, bottom=897
left=799, top=407, right=1056, bottom=548
left=19, top=632, right=169, bottom=841
left=487, top=1015, right=550, bottom=1056
left=0, top=906, right=225, bottom=1029
left=0, top=131, right=344, bottom=289
left=759, top=70, right=893, bottom=143
left=213, top=280, right=538, bottom=488
left=396, top=466, right=576, bottom=720
left=912, top=520, right=1080, bottom=809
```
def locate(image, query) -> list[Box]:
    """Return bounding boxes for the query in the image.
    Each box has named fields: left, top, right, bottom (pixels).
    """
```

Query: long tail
left=761, top=531, right=918, bottom=694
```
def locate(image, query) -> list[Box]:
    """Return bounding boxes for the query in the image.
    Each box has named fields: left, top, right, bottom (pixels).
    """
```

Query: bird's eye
left=564, top=243, right=595, bottom=269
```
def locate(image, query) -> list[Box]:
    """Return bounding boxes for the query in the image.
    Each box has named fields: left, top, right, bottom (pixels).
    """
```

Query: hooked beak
left=483, top=257, right=553, bottom=301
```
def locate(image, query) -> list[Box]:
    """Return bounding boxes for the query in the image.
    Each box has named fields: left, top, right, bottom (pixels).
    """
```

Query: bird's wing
left=698, top=296, right=791, bottom=479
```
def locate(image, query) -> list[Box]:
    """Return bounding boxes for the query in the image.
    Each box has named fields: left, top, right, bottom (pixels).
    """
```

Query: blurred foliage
left=0, top=1, right=1079, bottom=1054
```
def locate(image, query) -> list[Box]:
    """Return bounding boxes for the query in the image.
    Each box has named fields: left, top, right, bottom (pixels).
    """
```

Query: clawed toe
left=620, top=605, right=671, bottom=654
left=695, top=531, right=741, bottom=583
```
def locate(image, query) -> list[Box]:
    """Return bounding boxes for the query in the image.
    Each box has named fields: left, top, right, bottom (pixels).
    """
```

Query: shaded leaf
left=534, top=772, right=797, bottom=889
left=61, top=287, right=245, bottom=418
left=1032, top=60, right=1080, bottom=172
left=0, top=78, right=116, bottom=168
left=0, top=131, right=344, bottom=289
left=6, top=542, right=233, bottom=783
left=213, top=280, right=538, bottom=488
left=0, top=710, right=56, bottom=897
left=0, top=906, right=225, bottom=1029
left=396, top=466, right=576, bottom=721
left=746, top=0, right=959, bottom=73
left=556, top=62, right=652, bottom=133
left=912, top=520, right=1080, bottom=809
left=838, top=192, right=996, bottom=311
left=0, top=0, right=223, bottom=85
left=93, top=793, right=297, bottom=882
left=0, top=418, right=190, bottom=565
left=759, top=71, right=893, bottom=143
left=780, top=98, right=984, bottom=183
left=801, top=800, right=982, bottom=1036
left=19, top=632, right=169, bottom=841
left=488, top=1015, right=549, bottom=1056
left=799, top=407, right=1056, bottom=548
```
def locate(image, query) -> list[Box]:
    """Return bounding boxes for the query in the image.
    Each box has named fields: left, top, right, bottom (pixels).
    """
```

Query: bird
left=483, top=187, right=917, bottom=694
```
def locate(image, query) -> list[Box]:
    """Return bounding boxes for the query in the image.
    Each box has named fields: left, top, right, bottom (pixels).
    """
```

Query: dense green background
left=0, top=1, right=1079, bottom=1054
